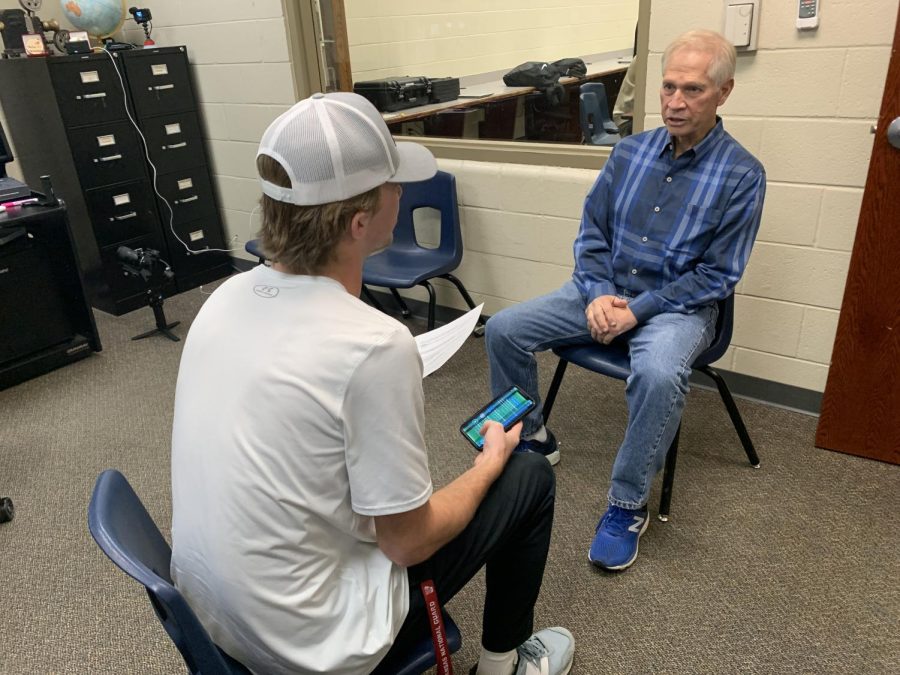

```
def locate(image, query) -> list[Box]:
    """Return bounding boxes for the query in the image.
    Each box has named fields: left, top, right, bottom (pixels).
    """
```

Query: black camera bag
left=552, top=57, right=587, bottom=77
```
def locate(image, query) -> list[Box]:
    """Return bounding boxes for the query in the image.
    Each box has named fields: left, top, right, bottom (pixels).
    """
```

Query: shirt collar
left=659, top=117, right=725, bottom=160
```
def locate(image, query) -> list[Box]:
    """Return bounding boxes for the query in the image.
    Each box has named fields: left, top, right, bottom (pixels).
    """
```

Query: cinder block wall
left=408, top=1, right=899, bottom=395
left=117, top=0, right=295, bottom=250
left=346, top=0, right=639, bottom=80
left=640, top=0, right=897, bottom=392
left=17, top=0, right=894, bottom=394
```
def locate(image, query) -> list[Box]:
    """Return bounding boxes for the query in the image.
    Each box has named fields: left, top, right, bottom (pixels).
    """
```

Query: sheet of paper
left=415, top=304, right=484, bottom=378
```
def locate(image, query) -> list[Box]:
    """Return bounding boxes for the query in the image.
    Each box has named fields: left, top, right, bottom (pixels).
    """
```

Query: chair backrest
left=88, top=470, right=250, bottom=675
left=694, top=293, right=735, bottom=368
left=579, top=83, right=620, bottom=146
left=393, top=169, right=463, bottom=262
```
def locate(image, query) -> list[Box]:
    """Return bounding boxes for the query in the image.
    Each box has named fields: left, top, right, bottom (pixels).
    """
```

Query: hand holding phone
left=460, top=386, right=536, bottom=450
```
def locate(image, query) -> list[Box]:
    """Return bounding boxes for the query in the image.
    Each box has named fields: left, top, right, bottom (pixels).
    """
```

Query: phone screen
left=460, top=386, right=535, bottom=450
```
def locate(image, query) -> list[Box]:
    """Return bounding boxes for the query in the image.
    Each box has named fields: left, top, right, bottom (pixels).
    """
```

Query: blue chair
left=88, top=470, right=252, bottom=674
left=363, top=170, right=485, bottom=333
left=244, top=239, right=265, bottom=266
left=540, top=294, right=760, bottom=521
left=579, top=82, right=620, bottom=146
left=88, top=470, right=461, bottom=675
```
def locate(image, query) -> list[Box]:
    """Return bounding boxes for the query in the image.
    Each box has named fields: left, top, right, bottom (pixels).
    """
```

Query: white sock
left=524, top=426, right=548, bottom=443
left=476, top=647, right=518, bottom=675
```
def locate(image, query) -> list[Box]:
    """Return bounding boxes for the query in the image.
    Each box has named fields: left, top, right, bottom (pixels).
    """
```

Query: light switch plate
left=723, top=0, right=761, bottom=52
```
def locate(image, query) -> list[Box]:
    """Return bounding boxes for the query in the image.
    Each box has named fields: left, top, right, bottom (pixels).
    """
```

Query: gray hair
left=662, top=30, right=737, bottom=87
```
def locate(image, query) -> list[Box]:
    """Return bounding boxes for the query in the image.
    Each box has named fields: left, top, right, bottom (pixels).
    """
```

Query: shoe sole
left=543, top=448, right=560, bottom=466
left=587, top=513, right=649, bottom=571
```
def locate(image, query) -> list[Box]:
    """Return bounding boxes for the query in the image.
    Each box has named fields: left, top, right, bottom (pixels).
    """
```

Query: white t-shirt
left=170, top=266, right=433, bottom=675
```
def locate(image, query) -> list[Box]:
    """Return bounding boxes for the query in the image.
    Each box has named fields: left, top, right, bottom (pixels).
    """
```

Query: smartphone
left=460, top=386, right=536, bottom=450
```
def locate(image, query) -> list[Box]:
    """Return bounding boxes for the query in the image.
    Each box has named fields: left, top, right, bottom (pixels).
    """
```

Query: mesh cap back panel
left=286, top=105, right=336, bottom=185
left=331, top=105, right=393, bottom=178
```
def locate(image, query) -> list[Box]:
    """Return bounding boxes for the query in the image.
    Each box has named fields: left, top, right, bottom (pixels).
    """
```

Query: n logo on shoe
left=628, top=516, right=645, bottom=533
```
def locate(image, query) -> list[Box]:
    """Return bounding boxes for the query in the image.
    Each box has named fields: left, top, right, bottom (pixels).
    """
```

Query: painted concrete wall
left=345, top=0, right=639, bottom=81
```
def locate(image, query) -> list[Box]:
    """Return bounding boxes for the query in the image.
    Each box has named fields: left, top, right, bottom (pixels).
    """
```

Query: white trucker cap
left=256, top=92, right=437, bottom=206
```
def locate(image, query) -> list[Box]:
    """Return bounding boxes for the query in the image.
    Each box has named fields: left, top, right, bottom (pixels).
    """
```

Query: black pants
left=376, top=452, right=556, bottom=666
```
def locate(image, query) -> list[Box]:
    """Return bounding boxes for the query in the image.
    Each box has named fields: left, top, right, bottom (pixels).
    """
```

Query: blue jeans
left=485, top=281, right=717, bottom=510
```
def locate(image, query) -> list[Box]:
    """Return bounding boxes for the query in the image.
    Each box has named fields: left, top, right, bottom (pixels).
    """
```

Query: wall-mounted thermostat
left=797, top=0, right=819, bottom=30
left=724, top=0, right=760, bottom=52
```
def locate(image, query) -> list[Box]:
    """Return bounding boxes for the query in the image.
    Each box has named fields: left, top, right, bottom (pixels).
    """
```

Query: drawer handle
left=163, top=142, right=187, bottom=150
left=150, top=84, right=175, bottom=92
left=110, top=211, right=138, bottom=222
left=79, top=92, right=107, bottom=100
left=96, top=154, right=123, bottom=163
left=175, top=195, right=199, bottom=204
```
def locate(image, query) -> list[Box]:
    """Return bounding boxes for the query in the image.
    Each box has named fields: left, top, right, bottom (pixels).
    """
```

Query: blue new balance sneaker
left=515, top=428, right=560, bottom=466
left=588, top=504, right=649, bottom=571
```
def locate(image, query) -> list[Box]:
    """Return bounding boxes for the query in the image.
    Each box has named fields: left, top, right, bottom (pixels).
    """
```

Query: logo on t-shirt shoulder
left=253, top=285, right=280, bottom=298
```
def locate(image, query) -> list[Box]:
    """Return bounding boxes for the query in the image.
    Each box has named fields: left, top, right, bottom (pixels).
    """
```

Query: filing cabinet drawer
left=49, top=56, right=128, bottom=128
left=161, top=215, right=230, bottom=286
left=141, top=112, right=206, bottom=174
left=156, top=167, right=216, bottom=225
left=123, top=47, right=194, bottom=118
left=67, top=122, right=146, bottom=190
left=86, top=181, right=161, bottom=247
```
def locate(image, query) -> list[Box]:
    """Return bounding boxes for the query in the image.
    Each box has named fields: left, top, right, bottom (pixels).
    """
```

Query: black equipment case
left=428, top=77, right=461, bottom=103
left=354, top=76, right=430, bottom=113
left=354, top=76, right=461, bottom=112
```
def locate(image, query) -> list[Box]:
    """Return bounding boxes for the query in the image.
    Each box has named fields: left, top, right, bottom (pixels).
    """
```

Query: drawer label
left=113, top=193, right=131, bottom=206
left=189, top=229, right=205, bottom=242
left=97, top=134, right=116, bottom=147
left=151, top=63, right=169, bottom=76
left=177, top=178, right=194, bottom=190
left=165, top=123, right=182, bottom=136
left=80, top=70, right=100, bottom=84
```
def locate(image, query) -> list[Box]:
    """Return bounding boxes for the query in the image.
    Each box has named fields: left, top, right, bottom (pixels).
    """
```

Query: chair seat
left=553, top=342, right=631, bottom=380
left=371, top=613, right=462, bottom=675
left=363, top=247, right=459, bottom=289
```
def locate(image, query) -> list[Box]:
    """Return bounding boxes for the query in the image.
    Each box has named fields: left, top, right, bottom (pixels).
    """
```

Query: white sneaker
left=514, top=627, right=574, bottom=675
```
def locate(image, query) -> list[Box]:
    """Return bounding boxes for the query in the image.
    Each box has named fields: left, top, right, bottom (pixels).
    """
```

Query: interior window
left=310, top=1, right=640, bottom=146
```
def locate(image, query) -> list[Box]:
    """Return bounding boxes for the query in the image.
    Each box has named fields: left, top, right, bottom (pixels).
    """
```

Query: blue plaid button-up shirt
left=573, top=119, right=766, bottom=323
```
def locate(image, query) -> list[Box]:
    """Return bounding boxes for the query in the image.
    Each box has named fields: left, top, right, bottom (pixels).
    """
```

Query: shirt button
left=653, top=206, right=660, bottom=213
left=641, top=236, right=648, bottom=242
left=631, top=269, right=638, bottom=275
left=666, top=176, right=672, bottom=183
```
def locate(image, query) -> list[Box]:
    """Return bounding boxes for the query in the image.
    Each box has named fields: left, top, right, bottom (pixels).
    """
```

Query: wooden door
left=815, top=6, right=900, bottom=464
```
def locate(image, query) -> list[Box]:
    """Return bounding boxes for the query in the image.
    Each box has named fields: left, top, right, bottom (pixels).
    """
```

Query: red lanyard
left=420, top=580, right=453, bottom=675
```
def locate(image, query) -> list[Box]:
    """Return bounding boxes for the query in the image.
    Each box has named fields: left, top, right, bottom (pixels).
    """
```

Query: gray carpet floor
left=1, top=279, right=898, bottom=674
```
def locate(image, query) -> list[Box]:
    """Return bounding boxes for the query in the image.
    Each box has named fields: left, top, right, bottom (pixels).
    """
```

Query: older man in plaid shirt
left=485, top=29, right=766, bottom=572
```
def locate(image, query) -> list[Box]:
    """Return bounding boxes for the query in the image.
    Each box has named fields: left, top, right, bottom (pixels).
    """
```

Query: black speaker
left=0, top=230, right=74, bottom=364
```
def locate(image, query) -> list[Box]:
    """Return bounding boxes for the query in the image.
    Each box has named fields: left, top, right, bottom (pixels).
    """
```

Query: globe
left=59, top=0, right=126, bottom=39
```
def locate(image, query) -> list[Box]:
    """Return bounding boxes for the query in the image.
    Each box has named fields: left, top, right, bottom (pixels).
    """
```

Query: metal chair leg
left=697, top=365, right=760, bottom=468
left=420, top=280, right=437, bottom=331
left=389, top=288, right=411, bottom=318
left=362, top=285, right=386, bottom=313
left=542, top=358, right=570, bottom=424
left=441, top=273, right=487, bottom=336
left=658, top=424, right=681, bottom=522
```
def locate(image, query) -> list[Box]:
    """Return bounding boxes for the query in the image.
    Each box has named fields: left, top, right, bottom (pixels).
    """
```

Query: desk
left=383, top=53, right=629, bottom=143
left=0, top=200, right=101, bottom=391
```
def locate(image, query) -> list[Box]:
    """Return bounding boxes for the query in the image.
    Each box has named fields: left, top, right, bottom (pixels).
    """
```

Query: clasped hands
left=586, top=295, right=638, bottom=345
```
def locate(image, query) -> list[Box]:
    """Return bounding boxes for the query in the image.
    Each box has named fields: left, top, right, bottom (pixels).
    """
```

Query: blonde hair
left=255, top=154, right=381, bottom=274
left=662, top=30, right=737, bottom=87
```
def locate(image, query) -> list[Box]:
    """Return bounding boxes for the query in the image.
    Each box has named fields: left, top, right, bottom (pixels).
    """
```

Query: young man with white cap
left=170, top=92, right=575, bottom=675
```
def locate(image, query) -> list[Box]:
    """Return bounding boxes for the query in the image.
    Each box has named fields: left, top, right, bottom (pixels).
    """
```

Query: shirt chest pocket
left=669, top=204, right=723, bottom=259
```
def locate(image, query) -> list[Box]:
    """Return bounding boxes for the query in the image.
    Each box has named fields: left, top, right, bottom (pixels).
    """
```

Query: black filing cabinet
left=0, top=46, right=230, bottom=315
